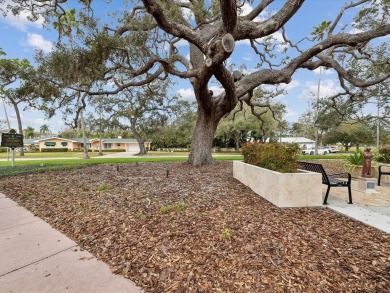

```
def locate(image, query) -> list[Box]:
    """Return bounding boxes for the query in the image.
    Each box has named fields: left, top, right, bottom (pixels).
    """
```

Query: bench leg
left=348, top=184, right=353, bottom=204
left=378, top=174, right=381, bottom=186
left=323, top=185, right=331, bottom=205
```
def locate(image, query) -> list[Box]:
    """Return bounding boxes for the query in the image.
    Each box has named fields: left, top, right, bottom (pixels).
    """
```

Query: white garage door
left=127, top=143, right=140, bottom=152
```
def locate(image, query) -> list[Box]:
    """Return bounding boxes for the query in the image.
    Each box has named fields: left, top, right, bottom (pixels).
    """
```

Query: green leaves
left=311, top=20, right=332, bottom=41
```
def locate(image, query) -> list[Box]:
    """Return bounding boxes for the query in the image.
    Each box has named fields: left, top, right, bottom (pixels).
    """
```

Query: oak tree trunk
left=188, top=109, right=220, bottom=166
left=130, top=117, right=146, bottom=155
left=80, top=110, right=90, bottom=159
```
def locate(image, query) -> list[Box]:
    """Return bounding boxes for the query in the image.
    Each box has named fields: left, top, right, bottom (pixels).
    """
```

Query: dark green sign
left=1, top=133, right=24, bottom=148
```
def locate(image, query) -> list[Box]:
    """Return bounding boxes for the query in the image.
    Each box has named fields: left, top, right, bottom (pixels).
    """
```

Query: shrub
left=41, top=148, right=68, bottom=152
left=376, top=147, right=390, bottom=163
left=103, top=149, right=126, bottom=152
left=346, top=151, right=364, bottom=165
left=241, top=142, right=299, bottom=173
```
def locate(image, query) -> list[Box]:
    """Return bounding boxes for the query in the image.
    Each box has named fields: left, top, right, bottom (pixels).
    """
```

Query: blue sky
left=0, top=1, right=385, bottom=134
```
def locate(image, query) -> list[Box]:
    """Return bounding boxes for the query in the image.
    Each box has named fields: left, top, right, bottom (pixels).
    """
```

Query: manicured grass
left=0, top=151, right=102, bottom=158
left=0, top=150, right=347, bottom=178
left=0, top=155, right=244, bottom=177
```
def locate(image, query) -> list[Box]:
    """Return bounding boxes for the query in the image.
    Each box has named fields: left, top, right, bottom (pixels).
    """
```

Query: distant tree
left=39, top=124, right=51, bottom=136
left=149, top=102, right=196, bottom=149
left=0, top=54, right=36, bottom=156
left=323, top=123, right=375, bottom=151
left=24, top=126, right=35, bottom=139
left=96, top=80, right=175, bottom=155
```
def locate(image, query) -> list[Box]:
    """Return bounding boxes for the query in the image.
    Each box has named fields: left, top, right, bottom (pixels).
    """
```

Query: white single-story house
left=37, top=137, right=150, bottom=152
left=267, top=137, right=315, bottom=148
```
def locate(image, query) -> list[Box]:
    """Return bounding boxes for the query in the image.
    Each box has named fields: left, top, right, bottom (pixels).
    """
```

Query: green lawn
left=0, top=151, right=349, bottom=178
left=0, top=151, right=103, bottom=159
left=0, top=154, right=246, bottom=177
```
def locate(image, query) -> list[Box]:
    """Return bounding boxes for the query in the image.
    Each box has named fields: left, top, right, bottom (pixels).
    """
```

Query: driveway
left=93, top=152, right=139, bottom=159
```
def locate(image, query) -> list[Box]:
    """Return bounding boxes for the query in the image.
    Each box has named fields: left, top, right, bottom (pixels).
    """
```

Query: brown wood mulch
left=0, top=161, right=389, bottom=292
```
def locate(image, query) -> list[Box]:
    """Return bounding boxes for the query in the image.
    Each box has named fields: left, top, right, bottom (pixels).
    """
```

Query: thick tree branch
left=242, top=0, right=274, bottom=21
left=220, top=0, right=237, bottom=34
left=141, top=0, right=206, bottom=51
left=235, top=0, right=304, bottom=40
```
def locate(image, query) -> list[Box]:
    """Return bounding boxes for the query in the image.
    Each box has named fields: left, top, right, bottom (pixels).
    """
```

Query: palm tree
left=311, top=21, right=331, bottom=154
left=39, top=124, right=50, bottom=137
left=24, top=126, right=35, bottom=139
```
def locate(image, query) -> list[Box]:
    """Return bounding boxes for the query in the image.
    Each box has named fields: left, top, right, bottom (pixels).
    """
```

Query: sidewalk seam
left=0, top=219, right=41, bottom=232
left=0, top=245, right=77, bottom=277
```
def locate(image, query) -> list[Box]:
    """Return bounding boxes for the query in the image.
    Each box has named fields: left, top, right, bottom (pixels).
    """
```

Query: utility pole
left=314, top=66, right=322, bottom=155
left=376, top=96, right=380, bottom=155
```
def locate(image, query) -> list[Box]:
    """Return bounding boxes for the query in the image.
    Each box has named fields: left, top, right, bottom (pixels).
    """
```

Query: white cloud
left=285, top=107, right=298, bottom=118
left=181, top=7, right=195, bottom=21
left=349, top=27, right=364, bottom=34
left=209, top=86, right=224, bottom=96
left=236, top=31, right=286, bottom=52
left=313, top=67, right=334, bottom=75
left=297, top=79, right=341, bottom=100
left=282, top=80, right=300, bottom=91
left=236, top=39, right=250, bottom=46
left=178, top=86, right=225, bottom=101
left=178, top=88, right=195, bottom=101
left=24, top=33, right=53, bottom=53
left=0, top=8, right=44, bottom=32
left=239, top=3, right=267, bottom=22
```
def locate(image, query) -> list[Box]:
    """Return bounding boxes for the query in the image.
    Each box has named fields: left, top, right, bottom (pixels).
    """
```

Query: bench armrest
left=379, top=165, right=390, bottom=172
left=328, top=172, right=351, bottom=182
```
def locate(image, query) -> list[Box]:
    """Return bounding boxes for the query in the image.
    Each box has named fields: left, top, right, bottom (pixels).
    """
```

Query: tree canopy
left=2, top=0, right=389, bottom=165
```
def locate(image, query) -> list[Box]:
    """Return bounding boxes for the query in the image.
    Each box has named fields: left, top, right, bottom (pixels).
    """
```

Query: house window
left=104, top=143, right=111, bottom=149
left=44, top=142, right=56, bottom=147
left=61, top=142, right=68, bottom=147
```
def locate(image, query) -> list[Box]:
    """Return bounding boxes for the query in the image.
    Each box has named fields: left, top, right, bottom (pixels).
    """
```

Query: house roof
left=280, top=137, right=315, bottom=143
left=23, top=139, right=39, bottom=145
left=37, top=137, right=140, bottom=143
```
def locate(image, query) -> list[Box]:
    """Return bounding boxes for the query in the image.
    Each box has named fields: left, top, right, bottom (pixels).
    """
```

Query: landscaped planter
left=233, top=161, right=322, bottom=208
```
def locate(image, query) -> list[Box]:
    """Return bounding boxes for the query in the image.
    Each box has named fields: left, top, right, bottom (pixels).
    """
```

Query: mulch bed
left=0, top=161, right=389, bottom=292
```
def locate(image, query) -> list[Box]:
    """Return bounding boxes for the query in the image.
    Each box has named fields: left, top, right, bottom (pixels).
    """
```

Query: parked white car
left=301, top=147, right=330, bottom=155
left=328, top=146, right=339, bottom=153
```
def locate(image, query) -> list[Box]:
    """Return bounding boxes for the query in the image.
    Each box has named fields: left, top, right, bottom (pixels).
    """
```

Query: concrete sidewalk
left=324, top=180, right=390, bottom=234
left=0, top=193, right=143, bottom=293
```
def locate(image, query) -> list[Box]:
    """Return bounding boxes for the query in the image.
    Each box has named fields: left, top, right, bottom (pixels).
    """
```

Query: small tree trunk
left=235, top=131, right=240, bottom=152
left=12, top=101, right=24, bottom=156
left=80, top=111, right=90, bottom=159
left=130, top=117, right=146, bottom=155
left=188, top=110, right=220, bottom=166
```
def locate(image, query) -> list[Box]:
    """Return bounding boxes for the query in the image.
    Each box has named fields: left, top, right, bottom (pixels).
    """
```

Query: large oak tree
left=2, top=0, right=390, bottom=165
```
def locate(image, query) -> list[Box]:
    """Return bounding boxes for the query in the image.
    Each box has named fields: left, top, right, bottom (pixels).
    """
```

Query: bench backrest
left=297, top=161, right=329, bottom=184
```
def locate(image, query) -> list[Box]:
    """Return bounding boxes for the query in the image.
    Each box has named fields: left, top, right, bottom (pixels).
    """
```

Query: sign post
left=1, top=129, right=24, bottom=167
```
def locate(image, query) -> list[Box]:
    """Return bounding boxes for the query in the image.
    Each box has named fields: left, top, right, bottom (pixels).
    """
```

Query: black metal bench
left=297, top=161, right=352, bottom=205
left=378, top=165, right=390, bottom=186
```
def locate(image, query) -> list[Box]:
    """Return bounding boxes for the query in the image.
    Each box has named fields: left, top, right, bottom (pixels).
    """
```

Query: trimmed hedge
left=103, top=149, right=126, bottom=152
left=241, top=142, right=300, bottom=173
left=41, top=148, right=68, bottom=152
